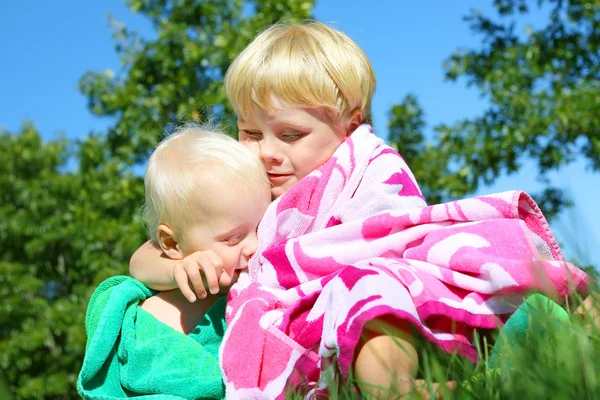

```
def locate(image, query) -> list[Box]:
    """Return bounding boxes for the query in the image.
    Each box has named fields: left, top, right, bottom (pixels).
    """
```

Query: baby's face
left=237, top=100, right=349, bottom=199
left=179, top=183, right=271, bottom=286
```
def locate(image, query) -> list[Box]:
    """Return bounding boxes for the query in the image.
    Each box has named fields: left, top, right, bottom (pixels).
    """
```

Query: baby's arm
left=130, top=241, right=232, bottom=302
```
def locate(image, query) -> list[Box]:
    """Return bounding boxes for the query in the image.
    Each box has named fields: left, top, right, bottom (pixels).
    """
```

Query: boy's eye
left=241, top=130, right=263, bottom=140
left=281, top=132, right=303, bottom=142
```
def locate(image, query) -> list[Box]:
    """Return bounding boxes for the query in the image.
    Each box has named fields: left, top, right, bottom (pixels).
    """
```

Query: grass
left=288, top=287, right=600, bottom=399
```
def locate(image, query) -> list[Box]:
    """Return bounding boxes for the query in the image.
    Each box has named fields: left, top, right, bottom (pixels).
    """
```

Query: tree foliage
left=389, top=0, right=599, bottom=220
left=0, top=123, right=145, bottom=399
left=80, top=0, right=314, bottom=165
left=1, top=1, right=315, bottom=398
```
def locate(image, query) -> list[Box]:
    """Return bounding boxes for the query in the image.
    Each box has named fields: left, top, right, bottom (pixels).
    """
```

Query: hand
left=171, top=250, right=233, bottom=302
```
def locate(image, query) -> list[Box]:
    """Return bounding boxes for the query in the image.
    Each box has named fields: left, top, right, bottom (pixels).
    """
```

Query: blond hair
left=225, top=21, right=376, bottom=124
left=143, top=123, right=268, bottom=243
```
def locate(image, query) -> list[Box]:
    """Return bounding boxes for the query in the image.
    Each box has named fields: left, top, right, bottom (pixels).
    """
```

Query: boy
left=131, top=22, right=589, bottom=400
left=78, top=125, right=271, bottom=399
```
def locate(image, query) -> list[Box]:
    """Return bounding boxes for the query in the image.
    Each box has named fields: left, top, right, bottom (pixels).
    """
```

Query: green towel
left=77, top=276, right=226, bottom=399
left=489, top=293, right=570, bottom=367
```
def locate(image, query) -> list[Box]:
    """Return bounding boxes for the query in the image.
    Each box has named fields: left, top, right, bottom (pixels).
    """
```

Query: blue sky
left=1, top=0, right=598, bottom=267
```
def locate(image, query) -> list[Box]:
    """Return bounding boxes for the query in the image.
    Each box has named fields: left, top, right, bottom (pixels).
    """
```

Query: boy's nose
left=258, top=139, right=282, bottom=163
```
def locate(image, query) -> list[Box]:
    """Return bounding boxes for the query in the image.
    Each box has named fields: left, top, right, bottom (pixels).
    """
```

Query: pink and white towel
left=220, top=124, right=589, bottom=399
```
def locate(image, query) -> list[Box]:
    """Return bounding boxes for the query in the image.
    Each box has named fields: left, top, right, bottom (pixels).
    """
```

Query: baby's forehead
left=190, top=177, right=267, bottom=205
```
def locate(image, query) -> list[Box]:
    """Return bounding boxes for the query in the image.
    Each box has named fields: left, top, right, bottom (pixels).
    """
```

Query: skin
left=157, top=181, right=271, bottom=301
left=140, top=288, right=221, bottom=335
left=237, top=102, right=361, bottom=199
left=140, top=181, right=271, bottom=335
left=354, top=320, right=419, bottom=398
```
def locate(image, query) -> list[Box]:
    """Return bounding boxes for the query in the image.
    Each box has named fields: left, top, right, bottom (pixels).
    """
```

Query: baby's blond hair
left=225, top=21, right=376, bottom=124
left=143, top=124, right=268, bottom=243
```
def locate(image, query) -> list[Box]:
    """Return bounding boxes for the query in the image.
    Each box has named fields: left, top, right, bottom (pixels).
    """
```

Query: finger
left=199, top=259, right=220, bottom=295
left=203, top=251, right=228, bottom=292
left=184, top=261, right=208, bottom=299
left=173, top=266, right=197, bottom=302
left=204, top=250, right=225, bottom=276
left=218, top=271, right=232, bottom=287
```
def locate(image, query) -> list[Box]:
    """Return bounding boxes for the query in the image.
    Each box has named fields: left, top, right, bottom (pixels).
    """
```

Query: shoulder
left=85, top=276, right=152, bottom=338
left=140, top=291, right=221, bottom=334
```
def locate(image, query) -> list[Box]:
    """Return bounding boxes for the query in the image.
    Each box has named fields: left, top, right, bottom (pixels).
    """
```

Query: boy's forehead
left=236, top=94, right=320, bottom=123
left=236, top=95, right=284, bottom=123
left=237, top=105, right=331, bottom=128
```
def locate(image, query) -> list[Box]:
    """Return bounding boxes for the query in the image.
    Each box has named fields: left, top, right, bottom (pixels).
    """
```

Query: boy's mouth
left=267, top=173, right=293, bottom=183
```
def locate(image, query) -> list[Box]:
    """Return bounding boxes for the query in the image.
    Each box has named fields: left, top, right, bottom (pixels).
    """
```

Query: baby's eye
left=226, top=234, right=244, bottom=246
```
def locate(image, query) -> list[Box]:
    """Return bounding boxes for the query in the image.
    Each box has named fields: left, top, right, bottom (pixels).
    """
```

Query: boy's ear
left=345, top=109, right=363, bottom=136
left=156, top=224, right=185, bottom=260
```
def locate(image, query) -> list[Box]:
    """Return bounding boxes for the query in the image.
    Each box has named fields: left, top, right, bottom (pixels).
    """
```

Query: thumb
left=218, top=270, right=233, bottom=287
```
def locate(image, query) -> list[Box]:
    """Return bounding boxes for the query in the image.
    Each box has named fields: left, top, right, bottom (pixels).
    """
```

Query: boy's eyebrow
left=240, top=128, right=262, bottom=133
left=271, top=120, right=311, bottom=132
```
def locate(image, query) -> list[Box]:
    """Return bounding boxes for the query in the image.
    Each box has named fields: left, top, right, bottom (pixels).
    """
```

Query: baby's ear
left=157, top=224, right=184, bottom=260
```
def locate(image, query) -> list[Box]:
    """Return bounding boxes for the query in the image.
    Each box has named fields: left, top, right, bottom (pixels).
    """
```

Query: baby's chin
left=219, top=269, right=246, bottom=294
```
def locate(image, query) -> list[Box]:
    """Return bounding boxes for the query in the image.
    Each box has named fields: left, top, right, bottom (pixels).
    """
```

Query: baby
left=139, top=124, right=271, bottom=329
left=78, top=124, right=271, bottom=399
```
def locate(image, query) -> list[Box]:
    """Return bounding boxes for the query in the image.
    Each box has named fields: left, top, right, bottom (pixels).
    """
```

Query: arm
left=130, top=241, right=233, bottom=302
left=129, top=240, right=179, bottom=291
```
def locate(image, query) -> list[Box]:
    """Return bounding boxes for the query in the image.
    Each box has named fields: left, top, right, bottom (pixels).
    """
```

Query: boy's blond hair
left=143, top=124, right=268, bottom=243
left=225, top=21, right=376, bottom=124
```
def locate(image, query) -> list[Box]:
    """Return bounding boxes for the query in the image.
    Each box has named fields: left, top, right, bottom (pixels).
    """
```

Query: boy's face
left=237, top=101, right=350, bottom=199
left=178, top=183, right=271, bottom=286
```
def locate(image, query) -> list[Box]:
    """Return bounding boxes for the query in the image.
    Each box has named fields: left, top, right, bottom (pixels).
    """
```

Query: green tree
left=0, top=123, right=145, bottom=399
left=80, top=0, right=314, bottom=165
left=1, top=1, right=315, bottom=398
left=389, top=0, right=599, bottom=221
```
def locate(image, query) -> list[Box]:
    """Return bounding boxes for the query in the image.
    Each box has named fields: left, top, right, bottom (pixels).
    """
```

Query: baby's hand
left=172, top=250, right=233, bottom=302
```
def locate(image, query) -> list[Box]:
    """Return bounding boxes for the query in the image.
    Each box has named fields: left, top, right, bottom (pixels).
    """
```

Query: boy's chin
left=271, top=186, right=288, bottom=199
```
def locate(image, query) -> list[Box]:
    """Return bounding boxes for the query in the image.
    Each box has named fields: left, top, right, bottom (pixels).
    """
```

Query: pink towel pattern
left=220, top=125, right=589, bottom=399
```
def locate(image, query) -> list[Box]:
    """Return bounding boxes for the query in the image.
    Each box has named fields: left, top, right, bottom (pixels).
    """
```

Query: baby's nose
left=243, top=245, right=256, bottom=261
left=242, top=237, right=258, bottom=261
